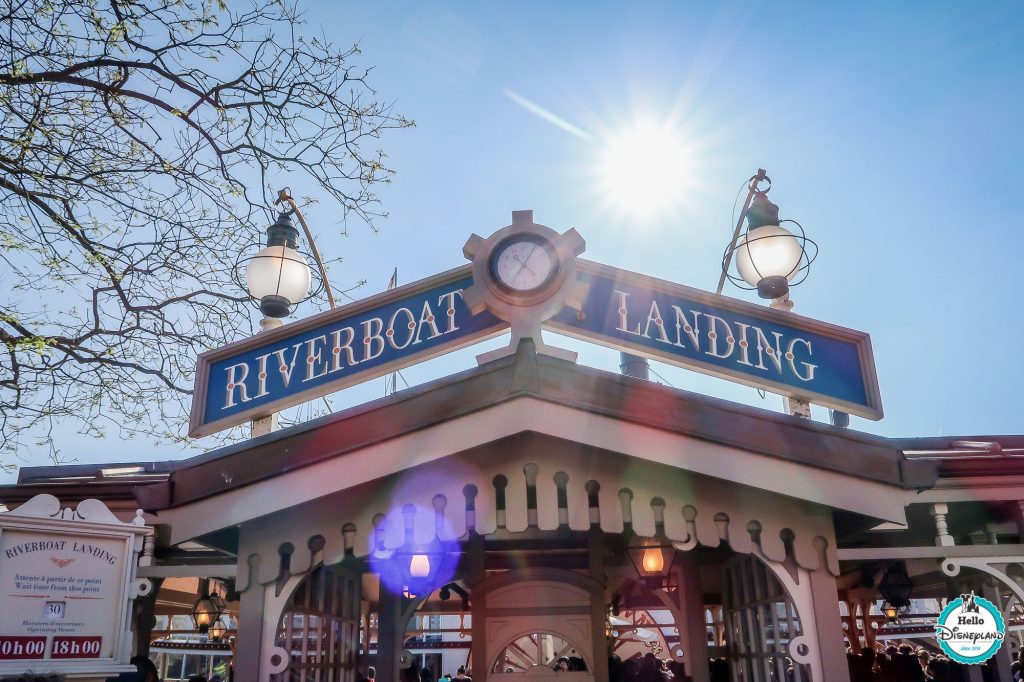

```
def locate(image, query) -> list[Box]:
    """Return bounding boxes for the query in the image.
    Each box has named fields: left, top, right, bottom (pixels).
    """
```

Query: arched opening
left=401, top=579, right=474, bottom=681
left=264, top=527, right=830, bottom=682
left=491, top=632, right=590, bottom=674
left=474, top=569, right=599, bottom=682
left=271, top=562, right=362, bottom=682
left=605, top=576, right=685, bottom=668
left=721, top=554, right=811, bottom=682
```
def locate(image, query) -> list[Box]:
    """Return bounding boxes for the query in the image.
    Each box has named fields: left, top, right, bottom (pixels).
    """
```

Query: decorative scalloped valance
left=236, top=441, right=839, bottom=592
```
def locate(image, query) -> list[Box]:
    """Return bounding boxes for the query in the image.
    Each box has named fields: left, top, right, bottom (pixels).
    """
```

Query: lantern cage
left=720, top=189, right=818, bottom=300
left=881, top=602, right=902, bottom=624
left=232, top=210, right=326, bottom=318
left=878, top=562, right=913, bottom=610
left=626, top=539, right=678, bottom=592
left=392, top=542, right=451, bottom=600
left=208, top=616, right=230, bottom=641
left=191, top=588, right=226, bottom=635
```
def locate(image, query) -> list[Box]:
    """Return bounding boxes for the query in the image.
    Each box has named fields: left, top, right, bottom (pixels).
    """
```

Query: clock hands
left=511, top=244, right=539, bottom=283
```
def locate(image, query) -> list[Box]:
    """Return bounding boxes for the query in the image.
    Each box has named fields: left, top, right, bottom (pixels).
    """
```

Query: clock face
left=490, top=235, right=559, bottom=293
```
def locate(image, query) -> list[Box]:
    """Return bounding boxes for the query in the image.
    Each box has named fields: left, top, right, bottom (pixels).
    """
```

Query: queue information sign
left=0, top=495, right=149, bottom=677
left=0, top=530, right=123, bottom=657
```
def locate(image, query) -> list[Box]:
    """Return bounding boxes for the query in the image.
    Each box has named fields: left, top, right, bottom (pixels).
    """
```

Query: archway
left=401, top=579, right=474, bottom=681
left=474, top=568, right=600, bottom=682
left=269, top=560, right=363, bottom=682
left=721, top=554, right=812, bottom=682
left=234, top=440, right=849, bottom=682
left=491, top=631, right=591, bottom=675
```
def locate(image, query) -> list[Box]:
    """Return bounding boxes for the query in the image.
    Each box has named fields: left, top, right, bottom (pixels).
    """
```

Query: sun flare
left=598, top=121, right=692, bottom=219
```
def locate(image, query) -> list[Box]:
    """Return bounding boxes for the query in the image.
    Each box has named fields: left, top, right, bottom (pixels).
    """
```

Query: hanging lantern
left=879, top=562, right=913, bottom=609
left=191, top=583, right=226, bottom=635
left=398, top=548, right=444, bottom=598
left=626, top=540, right=675, bottom=590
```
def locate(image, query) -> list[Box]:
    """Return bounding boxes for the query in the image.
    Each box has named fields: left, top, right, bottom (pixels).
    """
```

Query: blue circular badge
left=935, top=592, right=1005, bottom=664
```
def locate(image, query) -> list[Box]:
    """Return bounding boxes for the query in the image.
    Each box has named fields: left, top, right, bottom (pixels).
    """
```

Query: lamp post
left=241, top=208, right=313, bottom=436
left=720, top=171, right=816, bottom=311
left=238, top=189, right=339, bottom=436
left=720, top=170, right=817, bottom=417
left=240, top=188, right=338, bottom=330
left=732, top=193, right=805, bottom=310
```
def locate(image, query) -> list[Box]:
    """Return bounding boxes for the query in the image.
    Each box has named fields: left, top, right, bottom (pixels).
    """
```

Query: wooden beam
left=837, top=544, right=1024, bottom=561
left=138, top=563, right=237, bottom=578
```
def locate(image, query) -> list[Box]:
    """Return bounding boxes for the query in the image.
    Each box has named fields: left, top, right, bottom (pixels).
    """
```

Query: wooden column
left=470, top=586, right=487, bottom=682
left=234, top=577, right=268, bottom=681
left=677, top=553, right=710, bottom=682
left=468, top=533, right=487, bottom=682
left=376, top=585, right=405, bottom=682
left=981, top=582, right=1013, bottom=681
left=133, top=577, right=163, bottom=658
left=587, top=527, right=609, bottom=682
left=808, top=568, right=851, bottom=682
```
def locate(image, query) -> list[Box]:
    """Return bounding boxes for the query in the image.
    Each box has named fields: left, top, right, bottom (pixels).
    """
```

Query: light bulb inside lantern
left=409, top=553, right=431, bottom=578
left=245, top=245, right=312, bottom=314
left=641, top=548, right=664, bottom=575
left=734, top=225, right=803, bottom=298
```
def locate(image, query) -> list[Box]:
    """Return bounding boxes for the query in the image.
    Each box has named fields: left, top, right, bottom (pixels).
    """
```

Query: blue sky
left=4, top=1, right=1023, bottom=481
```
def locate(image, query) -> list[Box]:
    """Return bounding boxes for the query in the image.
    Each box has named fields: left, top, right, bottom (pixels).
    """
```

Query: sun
left=597, top=121, right=693, bottom=220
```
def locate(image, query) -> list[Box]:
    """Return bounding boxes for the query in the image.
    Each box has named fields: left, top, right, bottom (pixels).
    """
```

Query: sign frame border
left=544, top=259, right=884, bottom=420
left=0, top=498, right=148, bottom=676
left=188, top=264, right=509, bottom=437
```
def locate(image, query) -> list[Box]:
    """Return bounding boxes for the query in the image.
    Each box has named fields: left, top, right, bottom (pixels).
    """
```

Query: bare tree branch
left=0, top=0, right=413, bottom=464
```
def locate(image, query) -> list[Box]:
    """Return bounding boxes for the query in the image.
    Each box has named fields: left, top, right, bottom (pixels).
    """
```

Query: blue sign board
left=546, top=260, right=882, bottom=419
left=190, top=254, right=882, bottom=437
left=189, top=266, right=506, bottom=437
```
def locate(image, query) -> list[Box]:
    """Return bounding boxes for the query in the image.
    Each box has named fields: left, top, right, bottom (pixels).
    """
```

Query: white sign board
left=0, top=495, right=150, bottom=677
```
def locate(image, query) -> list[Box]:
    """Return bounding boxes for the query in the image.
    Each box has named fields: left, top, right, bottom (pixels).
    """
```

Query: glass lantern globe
left=641, top=547, right=665, bottom=575
left=734, top=224, right=803, bottom=299
left=245, top=244, right=312, bottom=318
left=191, top=589, right=225, bottom=635
left=409, top=553, right=431, bottom=579
left=401, top=552, right=437, bottom=598
left=209, top=617, right=228, bottom=640
left=626, top=540, right=674, bottom=591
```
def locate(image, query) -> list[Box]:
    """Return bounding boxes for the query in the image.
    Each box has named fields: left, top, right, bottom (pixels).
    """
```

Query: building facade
left=3, top=212, right=1023, bottom=681
left=3, top=340, right=1023, bottom=681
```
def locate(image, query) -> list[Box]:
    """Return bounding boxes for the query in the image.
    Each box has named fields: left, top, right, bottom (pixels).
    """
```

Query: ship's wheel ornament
left=463, top=210, right=587, bottom=362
